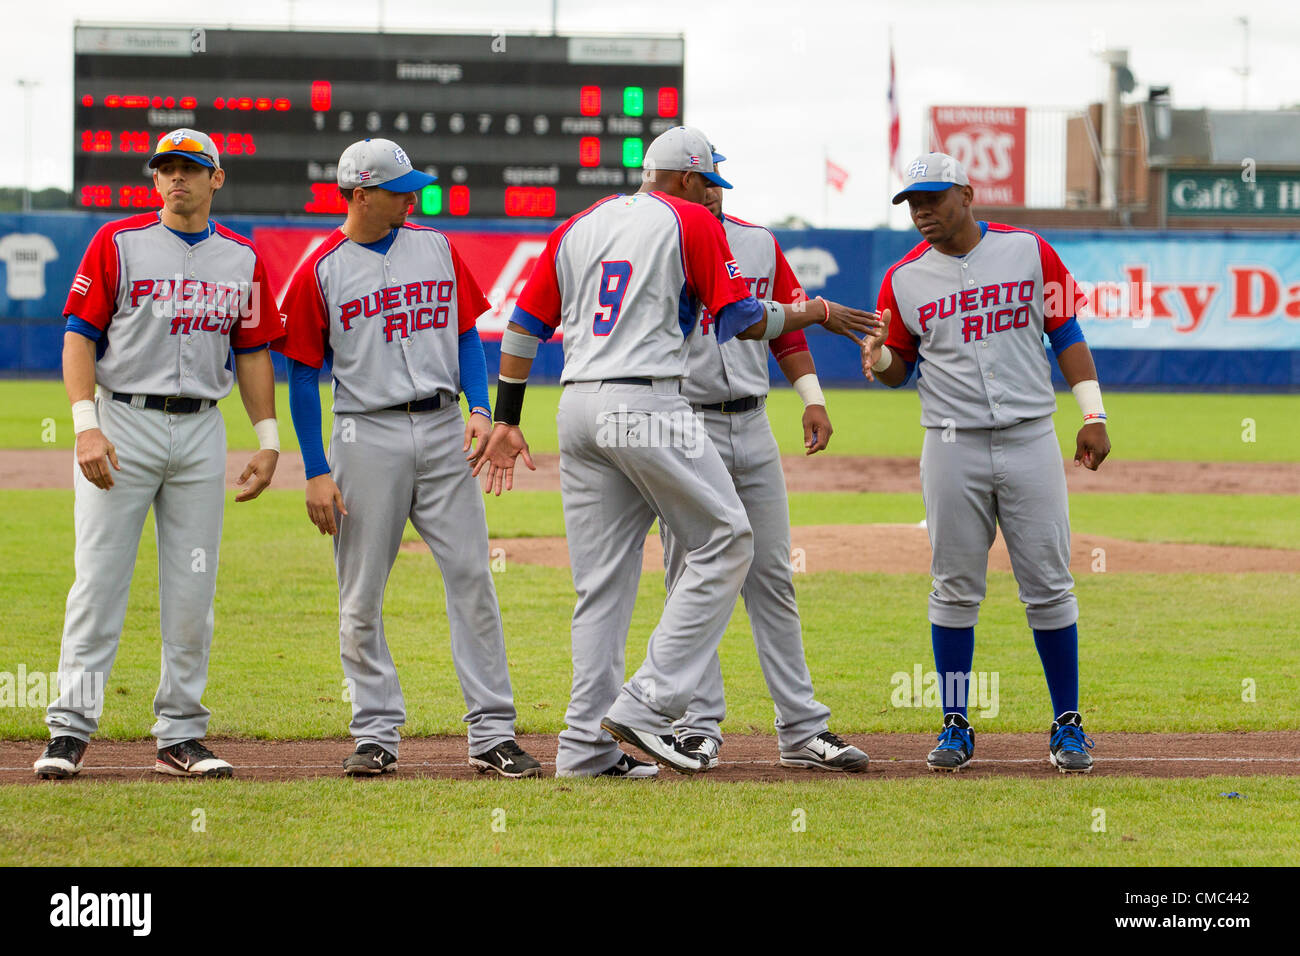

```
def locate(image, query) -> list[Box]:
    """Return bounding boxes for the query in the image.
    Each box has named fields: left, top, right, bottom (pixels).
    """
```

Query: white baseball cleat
left=779, top=731, right=870, bottom=772
left=155, top=739, right=234, bottom=778
left=600, top=717, right=708, bottom=774
left=34, top=736, right=89, bottom=780
left=678, top=735, right=720, bottom=770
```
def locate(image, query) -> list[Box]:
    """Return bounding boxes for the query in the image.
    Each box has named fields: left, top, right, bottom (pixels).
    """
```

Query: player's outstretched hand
left=463, top=410, right=493, bottom=466
left=802, top=404, right=832, bottom=454
left=1074, top=422, right=1111, bottom=471
left=472, top=423, right=536, bottom=496
left=821, top=300, right=884, bottom=340
left=849, top=308, right=892, bottom=382
left=305, top=474, right=347, bottom=535
left=76, top=428, right=120, bottom=490
left=235, top=449, right=279, bottom=502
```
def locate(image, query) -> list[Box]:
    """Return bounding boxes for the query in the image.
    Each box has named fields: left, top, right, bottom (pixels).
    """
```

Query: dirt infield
left=3, top=732, right=1296, bottom=784
left=462, top=524, right=1300, bottom=575
left=3, top=449, right=1296, bottom=495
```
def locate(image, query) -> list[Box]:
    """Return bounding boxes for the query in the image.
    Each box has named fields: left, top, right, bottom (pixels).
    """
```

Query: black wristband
left=493, top=378, right=527, bottom=426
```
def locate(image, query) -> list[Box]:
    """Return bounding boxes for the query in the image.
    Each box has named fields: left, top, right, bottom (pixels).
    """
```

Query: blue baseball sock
left=1032, top=623, right=1079, bottom=717
left=931, top=624, right=975, bottom=718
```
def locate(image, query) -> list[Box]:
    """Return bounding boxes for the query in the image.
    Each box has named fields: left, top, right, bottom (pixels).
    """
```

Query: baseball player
left=474, top=126, right=880, bottom=777
left=858, top=152, right=1110, bottom=773
left=666, top=156, right=869, bottom=772
left=34, top=129, right=282, bottom=780
left=275, top=138, right=541, bottom=779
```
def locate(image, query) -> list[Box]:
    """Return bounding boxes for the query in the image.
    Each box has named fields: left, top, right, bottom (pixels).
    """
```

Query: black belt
left=601, top=377, right=653, bottom=387
left=383, top=394, right=455, bottom=413
left=696, top=395, right=763, bottom=414
left=112, top=393, right=214, bottom=414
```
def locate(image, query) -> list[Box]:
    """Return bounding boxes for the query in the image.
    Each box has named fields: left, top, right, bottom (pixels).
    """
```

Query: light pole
left=17, top=78, right=38, bottom=213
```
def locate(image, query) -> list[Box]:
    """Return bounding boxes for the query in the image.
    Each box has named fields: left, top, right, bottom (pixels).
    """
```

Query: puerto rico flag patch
left=725, top=259, right=741, bottom=279
left=688, top=155, right=701, bottom=167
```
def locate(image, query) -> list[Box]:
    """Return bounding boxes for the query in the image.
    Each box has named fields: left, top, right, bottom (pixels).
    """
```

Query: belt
left=695, top=395, right=763, bottom=414
left=601, top=377, right=653, bottom=387
left=383, top=393, right=455, bottom=413
left=111, top=393, right=214, bottom=414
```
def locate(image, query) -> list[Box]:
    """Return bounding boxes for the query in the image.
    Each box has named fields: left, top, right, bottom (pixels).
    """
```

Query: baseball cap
left=148, top=129, right=220, bottom=170
left=643, top=126, right=733, bottom=189
left=337, top=138, right=436, bottom=192
left=892, top=152, right=970, bottom=204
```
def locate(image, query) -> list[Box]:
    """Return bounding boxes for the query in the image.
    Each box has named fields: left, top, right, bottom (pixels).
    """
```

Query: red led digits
left=311, top=81, right=332, bottom=111
left=504, top=187, right=557, bottom=217
left=580, top=86, right=601, bottom=116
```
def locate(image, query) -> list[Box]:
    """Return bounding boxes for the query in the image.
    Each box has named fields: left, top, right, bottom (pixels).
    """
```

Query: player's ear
left=210, top=167, right=225, bottom=191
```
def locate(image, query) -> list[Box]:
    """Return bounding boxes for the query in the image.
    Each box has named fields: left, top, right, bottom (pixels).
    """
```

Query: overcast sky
left=2, top=0, right=1297, bottom=228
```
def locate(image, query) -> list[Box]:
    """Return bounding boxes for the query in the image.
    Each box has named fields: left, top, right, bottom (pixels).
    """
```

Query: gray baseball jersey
left=511, top=191, right=752, bottom=382
left=880, top=223, right=1084, bottom=430
left=63, top=212, right=280, bottom=399
left=681, top=215, right=809, bottom=405
left=276, top=224, right=488, bottom=413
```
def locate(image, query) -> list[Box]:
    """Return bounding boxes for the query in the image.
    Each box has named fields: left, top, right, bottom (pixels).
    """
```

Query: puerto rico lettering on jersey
left=915, top=280, right=1037, bottom=342
left=127, top=276, right=254, bottom=335
left=337, top=280, right=455, bottom=341
left=699, top=274, right=772, bottom=336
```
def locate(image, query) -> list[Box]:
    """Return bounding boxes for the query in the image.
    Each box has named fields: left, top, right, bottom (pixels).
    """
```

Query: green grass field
left=1, top=776, right=1293, bottom=867
left=1, top=382, right=1296, bottom=865
left=2, top=382, right=1297, bottom=462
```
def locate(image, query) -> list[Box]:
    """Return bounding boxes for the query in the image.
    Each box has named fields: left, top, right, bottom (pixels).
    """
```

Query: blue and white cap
left=337, top=138, right=436, bottom=192
left=643, top=126, right=733, bottom=189
left=892, top=152, right=970, bottom=204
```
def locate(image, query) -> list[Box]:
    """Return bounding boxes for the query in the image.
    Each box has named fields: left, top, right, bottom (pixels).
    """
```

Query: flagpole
left=823, top=147, right=830, bottom=228
left=886, top=25, right=894, bottom=229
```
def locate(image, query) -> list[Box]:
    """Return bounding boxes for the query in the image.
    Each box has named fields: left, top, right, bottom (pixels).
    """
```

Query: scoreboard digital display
left=73, top=26, right=685, bottom=218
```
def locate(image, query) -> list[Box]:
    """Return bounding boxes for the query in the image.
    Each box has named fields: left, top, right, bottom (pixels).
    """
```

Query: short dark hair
left=338, top=186, right=357, bottom=203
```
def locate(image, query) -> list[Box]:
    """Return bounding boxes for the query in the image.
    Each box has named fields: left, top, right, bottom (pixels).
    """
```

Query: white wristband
left=1071, top=380, right=1107, bottom=424
left=759, top=299, right=786, bottom=340
left=71, top=399, right=99, bottom=434
left=871, top=346, right=894, bottom=373
left=791, top=373, right=826, bottom=408
left=253, top=418, right=280, bottom=452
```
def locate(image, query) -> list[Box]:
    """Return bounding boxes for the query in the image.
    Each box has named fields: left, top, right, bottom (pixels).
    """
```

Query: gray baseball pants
left=554, top=380, right=754, bottom=776
left=661, top=404, right=830, bottom=752
left=329, top=404, right=517, bottom=757
left=46, top=394, right=226, bottom=748
left=920, top=414, right=1078, bottom=629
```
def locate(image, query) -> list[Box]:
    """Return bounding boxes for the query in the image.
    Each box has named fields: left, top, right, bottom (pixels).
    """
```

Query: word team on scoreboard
left=74, top=26, right=685, bottom=219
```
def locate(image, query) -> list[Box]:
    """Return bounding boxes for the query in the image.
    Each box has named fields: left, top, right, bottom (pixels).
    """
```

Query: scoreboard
left=73, top=26, right=685, bottom=219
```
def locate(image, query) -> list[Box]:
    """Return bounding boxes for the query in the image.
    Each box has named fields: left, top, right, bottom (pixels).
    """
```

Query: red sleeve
left=676, top=200, right=751, bottom=317
left=63, top=224, right=121, bottom=329
left=512, top=223, right=564, bottom=332
left=767, top=238, right=810, bottom=360
left=274, top=258, right=330, bottom=368
left=879, top=269, right=919, bottom=363
left=770, top=239, right=803, bottom=303
left=1038, top=236, right=1086, bottom=333
left=448, top=239, right=491, bottom=334
left=232, top=254, right=284, bottom=349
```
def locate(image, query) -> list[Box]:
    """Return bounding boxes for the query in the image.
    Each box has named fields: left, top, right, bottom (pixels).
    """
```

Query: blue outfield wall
left=2, top=211, right=1297, bottom=390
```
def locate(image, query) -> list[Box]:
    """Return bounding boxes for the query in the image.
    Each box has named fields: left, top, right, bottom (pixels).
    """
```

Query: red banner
left=251, top=226, right=551, bottom=338
left=929, top=106, right=1026, bottom=207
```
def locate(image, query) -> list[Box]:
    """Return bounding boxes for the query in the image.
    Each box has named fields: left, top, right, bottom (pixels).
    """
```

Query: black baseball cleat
left=678, top=735, right=720, bottom=770
left=596, top=753, right=659, bottom=778
left=469, top=740, right=543, bottom=778
left=1049, top=711, right=1096, bottom=773
left=343, top=743, right=397, bottom=776
left=600, top=717, right=708, bottom=775
left=780, top=731, right=870, bottom=772
left=927, top=713, right=975, bottom=772
left=34, top=736, right=88, bottom=780
left=155, top=739, right=234, bottom=778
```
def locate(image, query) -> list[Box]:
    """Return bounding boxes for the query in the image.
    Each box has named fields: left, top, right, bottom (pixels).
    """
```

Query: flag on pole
left=825, top=158, right=849, bottom=192
left=888, top=41, right=900, bottom=179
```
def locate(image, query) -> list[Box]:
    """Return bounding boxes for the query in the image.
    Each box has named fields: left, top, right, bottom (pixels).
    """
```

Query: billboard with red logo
left=929, top=106, right=1027, bottom=207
